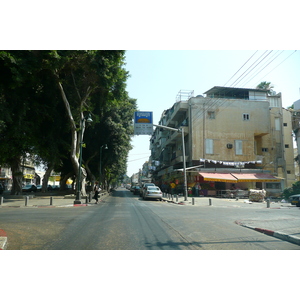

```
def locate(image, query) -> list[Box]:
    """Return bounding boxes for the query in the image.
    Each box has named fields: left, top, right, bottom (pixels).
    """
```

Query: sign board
left=134, top=111, right=153, bottom=135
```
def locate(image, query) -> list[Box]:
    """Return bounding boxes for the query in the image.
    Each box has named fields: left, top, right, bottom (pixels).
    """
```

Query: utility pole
left=153, top=124, right=188, bottom=201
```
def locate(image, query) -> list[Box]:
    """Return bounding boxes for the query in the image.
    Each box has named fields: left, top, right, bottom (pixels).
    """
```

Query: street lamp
left=153, top=124, right=188, bottom=201
left=99, top=144, right=108, bottom=187
left=75, top=112, right=93, bottom=204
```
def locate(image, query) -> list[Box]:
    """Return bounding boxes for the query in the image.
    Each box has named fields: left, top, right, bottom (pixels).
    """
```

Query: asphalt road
left=1, top=188, right=299, bottom=250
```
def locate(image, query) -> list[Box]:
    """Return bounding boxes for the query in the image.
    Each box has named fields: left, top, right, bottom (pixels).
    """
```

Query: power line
left=232, top=50, right=273, bottom=87
left=228, top=50, right=269, bottom=87
left=223, top=50, right=258, bottom=86
left=241, top=50, right=284, bottom=87
left=253, top=50, right=297, bottom=88
left=127, top=156, right=149, bottom=162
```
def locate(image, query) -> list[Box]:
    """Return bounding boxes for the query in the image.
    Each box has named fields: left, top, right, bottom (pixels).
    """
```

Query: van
left=289, top=194, right=300, bottom=207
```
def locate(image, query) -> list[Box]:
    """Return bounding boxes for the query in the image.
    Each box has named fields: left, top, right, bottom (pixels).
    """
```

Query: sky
left=124, top=50, right=300, bottom=177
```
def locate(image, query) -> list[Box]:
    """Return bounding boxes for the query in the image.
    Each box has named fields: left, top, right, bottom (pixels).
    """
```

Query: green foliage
left=0, top=50, right=137, bottom=189
left=282, top=181, right=300, bottom=199
left=256, top=81, right=275, bottom=95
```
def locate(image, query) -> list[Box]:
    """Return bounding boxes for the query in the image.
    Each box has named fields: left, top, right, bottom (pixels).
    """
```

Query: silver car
left=143, top=186, right=162, bottom=200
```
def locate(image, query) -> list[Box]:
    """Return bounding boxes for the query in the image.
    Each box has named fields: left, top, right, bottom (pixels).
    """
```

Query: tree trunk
left=55, top=74, right=87, bottom=197
left=10, top=157, right=23, bottom=195
left=42, top=162, right=54, bottom=192
left=59, top=172, right=73, bottom=191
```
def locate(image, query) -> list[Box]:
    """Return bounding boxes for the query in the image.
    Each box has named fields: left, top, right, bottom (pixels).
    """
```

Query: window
left=269, top=98, right=280, bottom=107
left=266, top=183, right=281, bottom=189
left=205, top=139, right=214, bottom=154
left=262, top=148, right=268, bottom=152
left=235, top=140, right=243, bottom=155
left=243, top=113, right=250, bottom=121
left=285, top=144, right=289, bottom=148
left=283, top=123, right=287, bottom=127
left=275, top=118, right=281, bottom=130
left=207, top=111, right=215, bottom=119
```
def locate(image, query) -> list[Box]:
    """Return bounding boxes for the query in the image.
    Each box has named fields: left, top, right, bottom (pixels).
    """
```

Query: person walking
left=93, top=182, right=101, bottom=204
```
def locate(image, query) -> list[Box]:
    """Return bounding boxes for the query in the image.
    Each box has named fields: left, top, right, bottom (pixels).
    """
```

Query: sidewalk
left=0, top=192, right=108, bottom=208
left=0, top=192, right=109, bottom=250
left=162, top=195, right=300, bottom=246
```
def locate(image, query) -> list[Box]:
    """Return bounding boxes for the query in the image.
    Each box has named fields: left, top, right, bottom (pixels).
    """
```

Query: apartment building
left=150, top=87, right=295, bottom=197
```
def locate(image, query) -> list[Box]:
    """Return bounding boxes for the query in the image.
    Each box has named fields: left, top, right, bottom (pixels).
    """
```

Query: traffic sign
left=134, top=111, right=153, bottom=135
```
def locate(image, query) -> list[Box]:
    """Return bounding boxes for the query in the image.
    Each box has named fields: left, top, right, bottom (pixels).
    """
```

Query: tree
left=256, top=81, right=275, bottom=95
left=0, top=50, right=137, bottom=196
left=282, top=181, right=300, bottom=199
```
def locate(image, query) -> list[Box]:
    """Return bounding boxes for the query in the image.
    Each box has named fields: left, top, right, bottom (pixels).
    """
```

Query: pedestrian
left=93, top=183, right=101, bottom=204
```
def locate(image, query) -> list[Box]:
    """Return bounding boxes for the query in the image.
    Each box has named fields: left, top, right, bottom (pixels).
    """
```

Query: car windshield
left=148, top=187, right=159, bottom=191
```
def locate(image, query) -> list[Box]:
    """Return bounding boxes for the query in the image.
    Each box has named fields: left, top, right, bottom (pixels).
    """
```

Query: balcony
left=165, top=101, right=188, bottom=127
left=163, top=126, right=188, bottom=148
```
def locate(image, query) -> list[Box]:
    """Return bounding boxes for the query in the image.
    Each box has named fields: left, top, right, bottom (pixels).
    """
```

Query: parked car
left=36, top=185, right=42, bottom=192
left=289, top=194, right=300, bottom=207
left=140, top=182, right=155, bottom=197
left=132, top=186, right=141, bottom=195
left=0, top=183, right=4, bottom=194
left=143, top=186, right=162, bottom=200
left=22, top=184, right=37, bottom=192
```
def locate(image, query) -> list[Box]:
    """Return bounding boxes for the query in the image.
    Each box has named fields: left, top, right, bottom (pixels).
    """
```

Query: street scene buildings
left=138, top=86, right=297, bottom=198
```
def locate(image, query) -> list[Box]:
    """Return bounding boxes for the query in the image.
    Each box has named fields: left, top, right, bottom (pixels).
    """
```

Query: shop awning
left=231, top=173, right=281, bottom=182
left=199, top=172, right=238, bottom=183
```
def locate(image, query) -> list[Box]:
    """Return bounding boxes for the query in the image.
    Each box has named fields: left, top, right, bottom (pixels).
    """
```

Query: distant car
left=132, top=186, right=141, bottom=195
left=22, top=184, right=37, bottom=192
left=0, top=183, right=4, bottom=194
left=140, top=183, right=155, bottom=197
left=143, top=186, right=162, bottom=200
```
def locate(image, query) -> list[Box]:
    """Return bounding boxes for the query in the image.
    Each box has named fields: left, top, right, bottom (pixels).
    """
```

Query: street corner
left=0, top=229, right=8, bottom=250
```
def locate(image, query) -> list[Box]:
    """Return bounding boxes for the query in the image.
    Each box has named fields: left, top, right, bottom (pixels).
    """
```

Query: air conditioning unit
left=227, top=143, right=233, bottom=149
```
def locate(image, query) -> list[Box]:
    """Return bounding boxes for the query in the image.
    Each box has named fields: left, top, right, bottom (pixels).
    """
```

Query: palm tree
left=256, top=81, right=275, bottom=95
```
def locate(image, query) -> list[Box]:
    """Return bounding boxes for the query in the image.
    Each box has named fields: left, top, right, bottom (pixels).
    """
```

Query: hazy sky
left=125, top=50, right=300, bottom=176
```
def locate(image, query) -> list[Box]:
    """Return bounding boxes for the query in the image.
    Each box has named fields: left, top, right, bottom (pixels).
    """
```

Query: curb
left=162, top=197, right=188, bottom=205
left=0, top=229, right=7, bottom=250
left=235, top=221, right=300, bottom=246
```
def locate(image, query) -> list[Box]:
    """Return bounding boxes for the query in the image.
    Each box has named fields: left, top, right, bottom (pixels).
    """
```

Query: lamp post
left=99, top=144, right=108, bottom=187
left=153, top=124, right=188, bottom=201
left=75, top=113, right=93, bottom=204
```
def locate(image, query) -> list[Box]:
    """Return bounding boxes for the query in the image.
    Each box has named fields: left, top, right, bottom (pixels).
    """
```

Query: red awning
left=199, top=172, right=237, bottom=183
left=231, top=173, right=281, bottom=182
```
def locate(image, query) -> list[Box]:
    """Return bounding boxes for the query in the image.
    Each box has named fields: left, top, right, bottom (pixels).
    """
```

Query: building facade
left=150, top=87, right=295, bottom=197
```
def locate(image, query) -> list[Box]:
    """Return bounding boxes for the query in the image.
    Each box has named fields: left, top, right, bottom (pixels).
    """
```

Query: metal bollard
left=209, top=198, right=212, bottom=206
left=50, top=196, right=53, bottom=206
left=25, top=196, right=29, bottom=206
left=266, top=199, right=270, bottom=208
left=89, top=193, right=92, bottom=203
left=176, top=195, right=178, bottom=203
left=192, top=197, right=195, bottom=205
left=0, top=196, right=3, bottom=205
left=85, top=196, right=88, bottom=204
left=171, top=194, right=173, bottom=201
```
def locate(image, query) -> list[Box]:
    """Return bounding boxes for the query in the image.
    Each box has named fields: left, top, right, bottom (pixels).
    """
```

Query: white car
left=143, top=186, right=162, bottom=200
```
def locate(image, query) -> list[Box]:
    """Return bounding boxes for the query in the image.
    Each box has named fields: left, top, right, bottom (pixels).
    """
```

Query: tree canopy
left=256, top=81, right=275, bottom=95
left=0, top=50, right=137, bottom=194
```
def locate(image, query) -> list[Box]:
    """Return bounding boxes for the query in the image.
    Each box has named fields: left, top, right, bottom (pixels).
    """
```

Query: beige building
left=150, top=87, right=295, bottom=197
